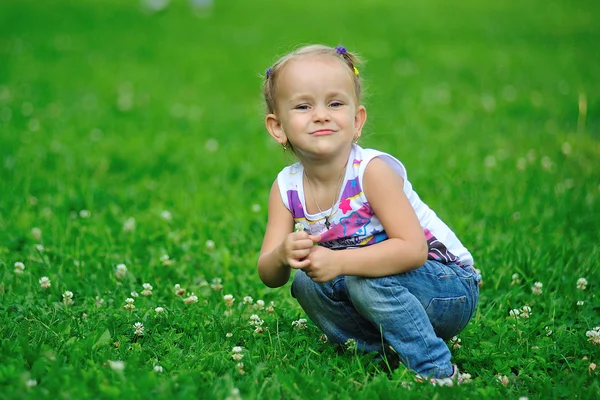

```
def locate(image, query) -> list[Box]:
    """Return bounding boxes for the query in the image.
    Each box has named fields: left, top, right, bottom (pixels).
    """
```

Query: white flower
left=108, top=360, right=125, bottom=373
left=577, top=278, right=588, bottom=290
left=249, top=314, right=264, bottom=327
left=210, top=277, right=223, bottom=291
left=205, top=240, right=215, bottom=250
left=223, top=294, right=235, bottom=307
left=294, top=223, right=305, bottom=232
left=251, top=204, right=261, bottom=212
left=174, top=283, right=186, bottom=296
left=153, top=365, right=163, bottom=372
left=226, top=332, right=233, bottom=338
left=242, top=296, right=253, bottom=305
left=497, top=374, right=509, bottom=386
left=232, top=353, right=244, bottom=361
left=115, top=264, right=127, bottom=279
left=14, top=262, right=25, bottom=275
left=141, top=283, right=153, bottom=296
left=39, top=276, right=51, bottom=289
left=236, top=362, right=245, bottom=375
left=31, top=227, right=42, bottom=240
left=183, top=293, right=198, bottom=304
left=130, top=291, right=139, bottom=298
left=79, top=209, right=91, bottom=218
left=577, top=301, right=584, bottom=306
left=95, top=296, right=104, bottom=307
left=266, top=301, right=275, bottom=314
left=35, top=244, right=45, bottom=252
left=254, top=299, right=265, bottom=310
left=510, top=273, right=521, bottom=286
left=292, top=318, right=307, bottom=330
left=123, top=217, right=136, bottom=232
left=254, top=326, right=264, bottom=334
left=459, top=373, right=472, bottom=383
left=62, top=291, right=74, bottom=306
left=545, top=326, right=553, bottom=336
left=345, top=338, right=357, bottom=351
left=450, top=336, right=462, bottom=349
left=133, top=322, right=144, bottom=336
left=531, top=282, right=543, bottom=295
left=160, top=254, right=173, bottom=266
left=26, top=379, right=37, bottom=387
left=521, top=306, right=532, bottom=319
left=509, top=309, right=520, bottom=318
left=225, top=388, right=242, bottom=400
left=590, top=363, right=597, bottom=373
left=232, top=346, right=243, bottom=353
left=586, top=327, right=600, bottom=345
left=155, top=306, right=164, bottom=313
left=160, top=210, right=172, bottom=222
left=124, top=298, right=135, bottom=310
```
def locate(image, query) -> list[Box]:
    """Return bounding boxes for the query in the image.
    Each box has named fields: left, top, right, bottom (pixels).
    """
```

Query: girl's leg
left=291, top=270, right=384, bottom=353
left=344, top=260, right=480, bottom=378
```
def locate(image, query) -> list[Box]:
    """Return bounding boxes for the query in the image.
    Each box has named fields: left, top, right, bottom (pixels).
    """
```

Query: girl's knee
left=291, top=270, right=314, bottom=300
left=345, top=276, right=385, bottom=304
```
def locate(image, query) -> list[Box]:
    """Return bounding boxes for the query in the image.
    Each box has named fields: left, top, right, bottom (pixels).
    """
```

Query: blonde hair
left=263, top=44, right=363, bottom=114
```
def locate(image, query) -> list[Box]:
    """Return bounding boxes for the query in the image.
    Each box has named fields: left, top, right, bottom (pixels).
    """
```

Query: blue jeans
left=291, top=260, right=480, bottom=378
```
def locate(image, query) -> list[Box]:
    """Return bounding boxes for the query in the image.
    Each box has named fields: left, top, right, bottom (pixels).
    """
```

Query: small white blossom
left=79, top=209, right=91, bottom=218
left=133, top=322, right=144, bottom=336
left=459, top=373, right=472, bottom=383
left=225, top=388, right=242, bottom=400
left=254, top=326, right=264, bottom=334
left=254, top=299, right=265, bottom=310
left=123, top=217, right=136, bottom=232
left=497, top=374, right=509, bottom=386
left=590, top=363, right=597, bottom=373
left=236, top=362, right=245, bottom=375
left=130, top=291, right=139, bottom=298
left=251, top=203, right=261, bottom=212
left=509, top=309, right=520, bottom=318
left=95, top=296, right=104, bottom=307
left=141, top=283, right=153, bottom=296
left=124, top=298, right=135, bottom=310
left=153, top=365, right=164, bottom=372
left=31, top=227, right=42, bottom=240
left=345, top=338, right=357, bottom=351
left=577, top=278, right=588, bottom=290
left=510, top=273, right=521, bottom=286
left=232, top=353, right=244, bottom=361
left=205, top=240, right=215, bottom=250
left=531, top=282, right=543, bottom=295
left=26, top=379, right=37, bottom=388
left=545, top=326, right=553, bottom=336
left=223, top=294, right=235, bottom=307
left=155, top=306, right=164, bottom=313
left=174, top=283, right=186, bottom=296
left=586, top=327, right=600, bottom=345
left=160, top=210, right=172, bottom=222
left=115, top=264, right=127, bottom=279
left=210, top=277, right=223, bottom=291
left=249, top=314, right=264, bottom=327
left=62, top=291, right=74, bottom=306
left=226, top=332, right=233, bottom=338
left=243, top=296, right=253, bottom=305
left=266, top=301, right=275, bottom=314
left=224, top=309, right=234, bottom=317
left=577, top=301, right=584, bottom=306
left=292, top=318, right=308, bottom=330
left=108, top=360, right=125, bottom=373
left=160, top=254, right=173, bottom=266
left=294, top=223, right=305, bottom=232
left=450, top=336, right=462, bottom=349
left=183, top=293, right=198, bottom=304
left=39, top=276, right=51, bottom=289
left=521, top=306, right=532, bottom=319
left=14, top=262, right=25, bottom=275
left=35, top=244, right=45, bottom=252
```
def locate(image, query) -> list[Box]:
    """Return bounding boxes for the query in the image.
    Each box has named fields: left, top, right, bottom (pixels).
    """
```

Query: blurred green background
left=1, top=0, right=599, bottom=398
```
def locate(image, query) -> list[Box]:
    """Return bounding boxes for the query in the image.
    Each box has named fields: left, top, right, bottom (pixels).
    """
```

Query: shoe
left=415, top=364, right=463, bottom=387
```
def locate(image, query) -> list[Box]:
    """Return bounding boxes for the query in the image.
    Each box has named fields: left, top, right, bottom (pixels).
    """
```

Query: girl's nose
left=313, top=104, right=330, bottom=122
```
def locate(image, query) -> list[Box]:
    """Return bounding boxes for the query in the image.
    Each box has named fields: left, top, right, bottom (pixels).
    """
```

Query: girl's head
left=263, top=44, right=364, bottom=115
left=263, top=44, right=367, bottom=156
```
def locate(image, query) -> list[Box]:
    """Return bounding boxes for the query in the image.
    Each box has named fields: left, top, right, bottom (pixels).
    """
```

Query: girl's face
left=265, top=55, right=366, bottom=161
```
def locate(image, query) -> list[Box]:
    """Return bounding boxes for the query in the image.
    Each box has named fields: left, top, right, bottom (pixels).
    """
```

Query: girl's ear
left=265, top=114, right=288, bottom=145
left=354, top=105, right=367, bottom=141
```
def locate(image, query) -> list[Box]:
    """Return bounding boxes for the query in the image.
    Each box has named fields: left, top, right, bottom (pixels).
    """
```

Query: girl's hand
left=279, top=232, right=320, bottom=269
left=302, top=245, right=342, bottom=283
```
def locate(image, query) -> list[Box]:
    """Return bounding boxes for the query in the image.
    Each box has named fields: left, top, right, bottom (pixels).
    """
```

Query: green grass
left=1, top=0, right=599, bottom=398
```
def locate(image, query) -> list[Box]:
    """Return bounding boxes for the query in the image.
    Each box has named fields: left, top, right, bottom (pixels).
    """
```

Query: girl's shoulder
left=354, top=145, right=407, bottom=181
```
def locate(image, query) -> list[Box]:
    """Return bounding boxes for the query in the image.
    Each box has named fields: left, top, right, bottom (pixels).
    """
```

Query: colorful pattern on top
left=276, top=145, right=474, bottom=266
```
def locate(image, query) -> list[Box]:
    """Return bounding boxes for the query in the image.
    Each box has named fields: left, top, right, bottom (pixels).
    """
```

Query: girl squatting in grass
left=257, top=44, right=481, bottom=384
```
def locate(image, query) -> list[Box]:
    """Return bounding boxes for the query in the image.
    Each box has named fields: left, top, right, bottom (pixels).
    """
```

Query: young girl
left=257, top=44, right=480, bottom=384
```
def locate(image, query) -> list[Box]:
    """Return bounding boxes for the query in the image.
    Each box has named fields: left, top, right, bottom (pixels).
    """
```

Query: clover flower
left=223, top=294, right=235, bottom=307
left=79, top=209, right=91, bottom=218
left=586, top=327, right=600, bottom=345
left=123, top=217, right=136, bottom=232
left=155, top=306, right=164, bottom=313
left=154, top=365, right=163, bottom=372
left=95, top=296, right=104, bottom=307
left=31, top=227, right=42, bottom=240
left=254, top=299, right=265, bottom=310
left=141, top=283, right=153, bottom=296
left=590, top=363, right=597, bottom=373
left=345, top=338, right=357, bottom=351
left=210, top=277, right=223, bottom=291
left=266, top=301, right=275, bottom=314
left=108, top=360, right=125, bottom=373
left=160, top=210, right=172, bottom=222
left=251, top=204, right=261, bottom=212
left=174, top=283, right=186, bottom=296
left=520, top=306, right=532, bottom=319
left=160, top=254, right=173, bottom=266
left=236, top=362, right=245, bottom=375
left=510, top=273, right=521, bottom=286
left=545, top=326, right=553, bottom=336
left=226, top=332, right=233, bottom=338
left=509, top=309, right=520, bottom=318
left=531, top=282, right=543, bottom=295
left=124, top=298, right=135, bottom=310
left=130, top=291, right=139, bottom=298
left=231, top=346, right=244, bottom=361
left=26, top=379, right=37, bottom=388
left=14, top=262, right=25, bottom=275
left=249, top=314, right=264, bottom=327
left=62, top=291, right=74, bottom=306
left=183, top=293, right=198, bottom=304
left=225, top=388, right=242, bottom=400
left=497, top=374, right=509, bottom=386
left=577, top=301, right=584, bottom=306
left=292, top=318, right=307, bottom=330
left=133, top=322, right=144, bottom=336
left=460, top=373, right=472, bottom=383
left=242, top=296, right=253, bottom=305
left=115, top=264, right=127, bottom=279
left=577, top=278, right=588, bottom=290
left=205, top=240, right=215, bottom=251
left=35, top=244, right=45, bottom=252
left=450, top=336, right=462, bottom=349
left=39, top=276, right=51, bottom=289
left=294, top=223, right=304, bottom=232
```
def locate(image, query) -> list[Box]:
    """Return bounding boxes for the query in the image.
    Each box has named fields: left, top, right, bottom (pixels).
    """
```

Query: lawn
left=0, top=0, right=599, bottom=399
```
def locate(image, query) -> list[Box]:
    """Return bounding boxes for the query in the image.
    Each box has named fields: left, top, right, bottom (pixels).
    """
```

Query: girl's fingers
left=290, top=259, right=310, bottom=269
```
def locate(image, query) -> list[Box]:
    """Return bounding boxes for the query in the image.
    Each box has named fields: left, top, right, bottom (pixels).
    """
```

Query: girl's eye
left=330, top=101, right=343, bottom=108
left=295, top=104, right=309, bottom=110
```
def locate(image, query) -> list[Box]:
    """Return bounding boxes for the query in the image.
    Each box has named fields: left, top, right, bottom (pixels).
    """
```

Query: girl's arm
left=336, top=157, right=428, bottom=277
left=257, top=180, right=315, bottom=287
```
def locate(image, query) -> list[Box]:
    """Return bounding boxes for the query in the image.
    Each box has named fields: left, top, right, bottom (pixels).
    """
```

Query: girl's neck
left=300, top=145, right=353, bottom=186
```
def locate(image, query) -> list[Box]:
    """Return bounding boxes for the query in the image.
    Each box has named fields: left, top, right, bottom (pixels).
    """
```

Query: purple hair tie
left=335, top=46, right=347, bottom=55
left=266, top=67, right=273, bottom=78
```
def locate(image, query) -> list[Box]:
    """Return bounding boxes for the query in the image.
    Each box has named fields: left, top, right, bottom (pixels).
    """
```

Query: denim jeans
left=291, top=260, right=481, bottom=378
